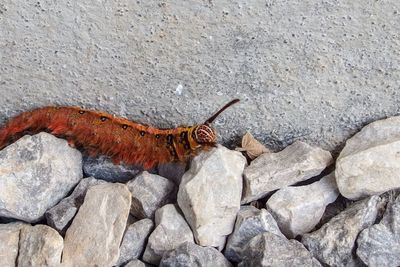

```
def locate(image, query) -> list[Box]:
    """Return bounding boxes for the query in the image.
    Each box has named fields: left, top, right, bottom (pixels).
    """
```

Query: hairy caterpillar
left=0, top=99, right=239, bottom=169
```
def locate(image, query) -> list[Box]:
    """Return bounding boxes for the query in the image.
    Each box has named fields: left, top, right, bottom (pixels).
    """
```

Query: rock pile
left=1, top=115, right=400, bottom=266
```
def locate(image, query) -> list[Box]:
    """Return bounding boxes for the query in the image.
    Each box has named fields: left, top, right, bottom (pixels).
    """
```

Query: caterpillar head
left=192, top=124, right=217, bottom=144
left=190, top=99, right=240, bottom=147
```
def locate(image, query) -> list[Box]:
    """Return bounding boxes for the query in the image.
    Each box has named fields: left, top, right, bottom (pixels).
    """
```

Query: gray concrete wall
left=1, top=0, right=399, bottom=153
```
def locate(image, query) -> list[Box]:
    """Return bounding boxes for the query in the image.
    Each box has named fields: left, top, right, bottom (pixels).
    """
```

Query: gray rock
left=178, top=145, right=246, bottom=249
left=143, top=204, right=194, bottom=265
left=266, top=173, right=339, bottom=238
left=0, top=133, right=83, bottom=222
left=302, top=195, right=386, bottom=267
left=125, top=259, right=150, bottom=267
left=224, top=206, right=284, bottom=262
left=242, top=141, right=333, bottom=203
left=156, top=162, right=188, bottom=185
left=45, top=177, right=106, bottom=233
left=239, top=232, right=321, bottom=267
left=18, top=224, right=64, bottom=267
left=83, top=156, right=186, bottom=184
left=336, top=116, right=400, bottom=200
left=318, top=195, right=355, bottom=226
left=356, top=194, right=400, bottom=267
left=116, top=218, right=154, bottom=266
left=83, top=155, right=142, bottom=182
left=0, top=222, right=28, bottom=267
left=160, top=242, right=232, bottom=267
left=62, top=183, right=131, bottom=267
left=127, top=171, right=176, bottom=219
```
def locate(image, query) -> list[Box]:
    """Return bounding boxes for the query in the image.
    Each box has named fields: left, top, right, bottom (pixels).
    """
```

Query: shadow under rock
left=83, top=155, right=188, bottom=184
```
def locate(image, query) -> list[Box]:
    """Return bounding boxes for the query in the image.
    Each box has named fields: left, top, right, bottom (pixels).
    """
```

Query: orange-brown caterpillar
left=0, top=99, right=239, bottom=169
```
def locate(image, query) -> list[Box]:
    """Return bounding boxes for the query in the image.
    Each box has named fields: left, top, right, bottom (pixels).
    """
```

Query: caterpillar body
left=0, top=99, right=239, bottom=170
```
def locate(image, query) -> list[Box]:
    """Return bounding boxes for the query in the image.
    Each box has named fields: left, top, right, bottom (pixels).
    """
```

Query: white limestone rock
left=18, top=224, right=64, bottom=267
left=0, top=222, right=28, bottom=267
left=239, top=232, right=321, bottom=267
left=224, top=206, right=284, bottom=262
left=125, top=259, right=149, bottom=267
left=62, top=183, right=131, bottom=267
left=116, top=218, right=154, bottom=266
left=302, top=195, right=386, bottom=267
left=160, top=242, right=232, bottom=267
left=242, top=141, right=333, bottom=203
left=143, top=204, right=194, bottom=265
left=357, top=194, right=400, bottom=266
left=266, top=172, right=339, bottom=238
left=336, top=116, right=400, bottom=200
left=177, top=145, right=246, bottom=249
left=45, top=177, right=106, bottom=233
left=0, top=133, right=83, bottom=222
left=127, top=171, right=176, bottom=219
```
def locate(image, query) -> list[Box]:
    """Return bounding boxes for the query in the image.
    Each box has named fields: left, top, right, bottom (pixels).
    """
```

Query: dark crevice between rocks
left=15, top=227, right=22, bottom=267
left=294, top=164, right=336, bottom=187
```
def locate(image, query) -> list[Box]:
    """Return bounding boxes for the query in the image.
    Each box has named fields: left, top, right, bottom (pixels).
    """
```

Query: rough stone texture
left=45, top=177, right=106, bottom=234
left=156, top=162, right=188, bottom=185
left=0, top=222, right=27, bottom=267
left=125, top=260, right=148, bottom=267
left=302, top=195, right=386, bottom=267
left=318, top=195, right=355, bottom=227
left=116, top=218, right=154, bottom=266
left=266, top=172, right=339, bottom=238
left=62, top=183, right=131, bottom=267
left=1, top=1, right=399, bottom=154
left=356, top=194, right=400, bottom=267
left=143, top=204, right=194, bottom=265
left=83, top=156, right=142, bottom=182
left=242, top=141, right=333, bottom=203
left=83, top=158, right=187, bottom=185
left=127, top=171, right=176, bottom=219
left=0, top=133, right=82, bottom=222
left=177, top=145, right=246, bottom=249
left=160, top=242, right=232, bottom=267
left=18, top=224, right=64, bottom=267
left=336, top=116, right=400, bottom=200
left=239, top=232, right=321, bottom=267
left=224, top=206, right=284, bottom=263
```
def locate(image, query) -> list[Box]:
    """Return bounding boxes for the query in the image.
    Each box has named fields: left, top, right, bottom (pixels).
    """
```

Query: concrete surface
left=0, top=0, right=399, bottom=154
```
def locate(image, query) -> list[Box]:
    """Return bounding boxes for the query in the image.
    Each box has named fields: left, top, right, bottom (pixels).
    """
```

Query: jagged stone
left=178, top=145, right=246, bottom=249
left=224, top=206, right=284, bottom=262
left=0, top=133, right=82, bottom=222
left=62, top=183, right=131, bottom=267
left=302, top=195, right=386, bottom=267
left=143, top=204, right=194, bottom=265
left=336, top=116, right=400, bottom=200
left=116, top=218, right=154, bottom=266
left=357, top=194, right=400, bottom=266
left=18, top=224, right=64, bottom=267
left=242, top=141, right=332, bottom=203
left=45, top=177, right=106, bottom=233
left=156, top=162, right=187, bottom=185
left=127, top=171, right=176, bottom=219
left=125, top=259, right=149, bottom=267
left=0, top=222, right=27, bottom=267
left=83, top=155, right=141, bottom=182
left=239, top=232, right=321, bottom=267
left=160, top=242, right=232, bottom=267
left=266, top=173, right=339, bottom=238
